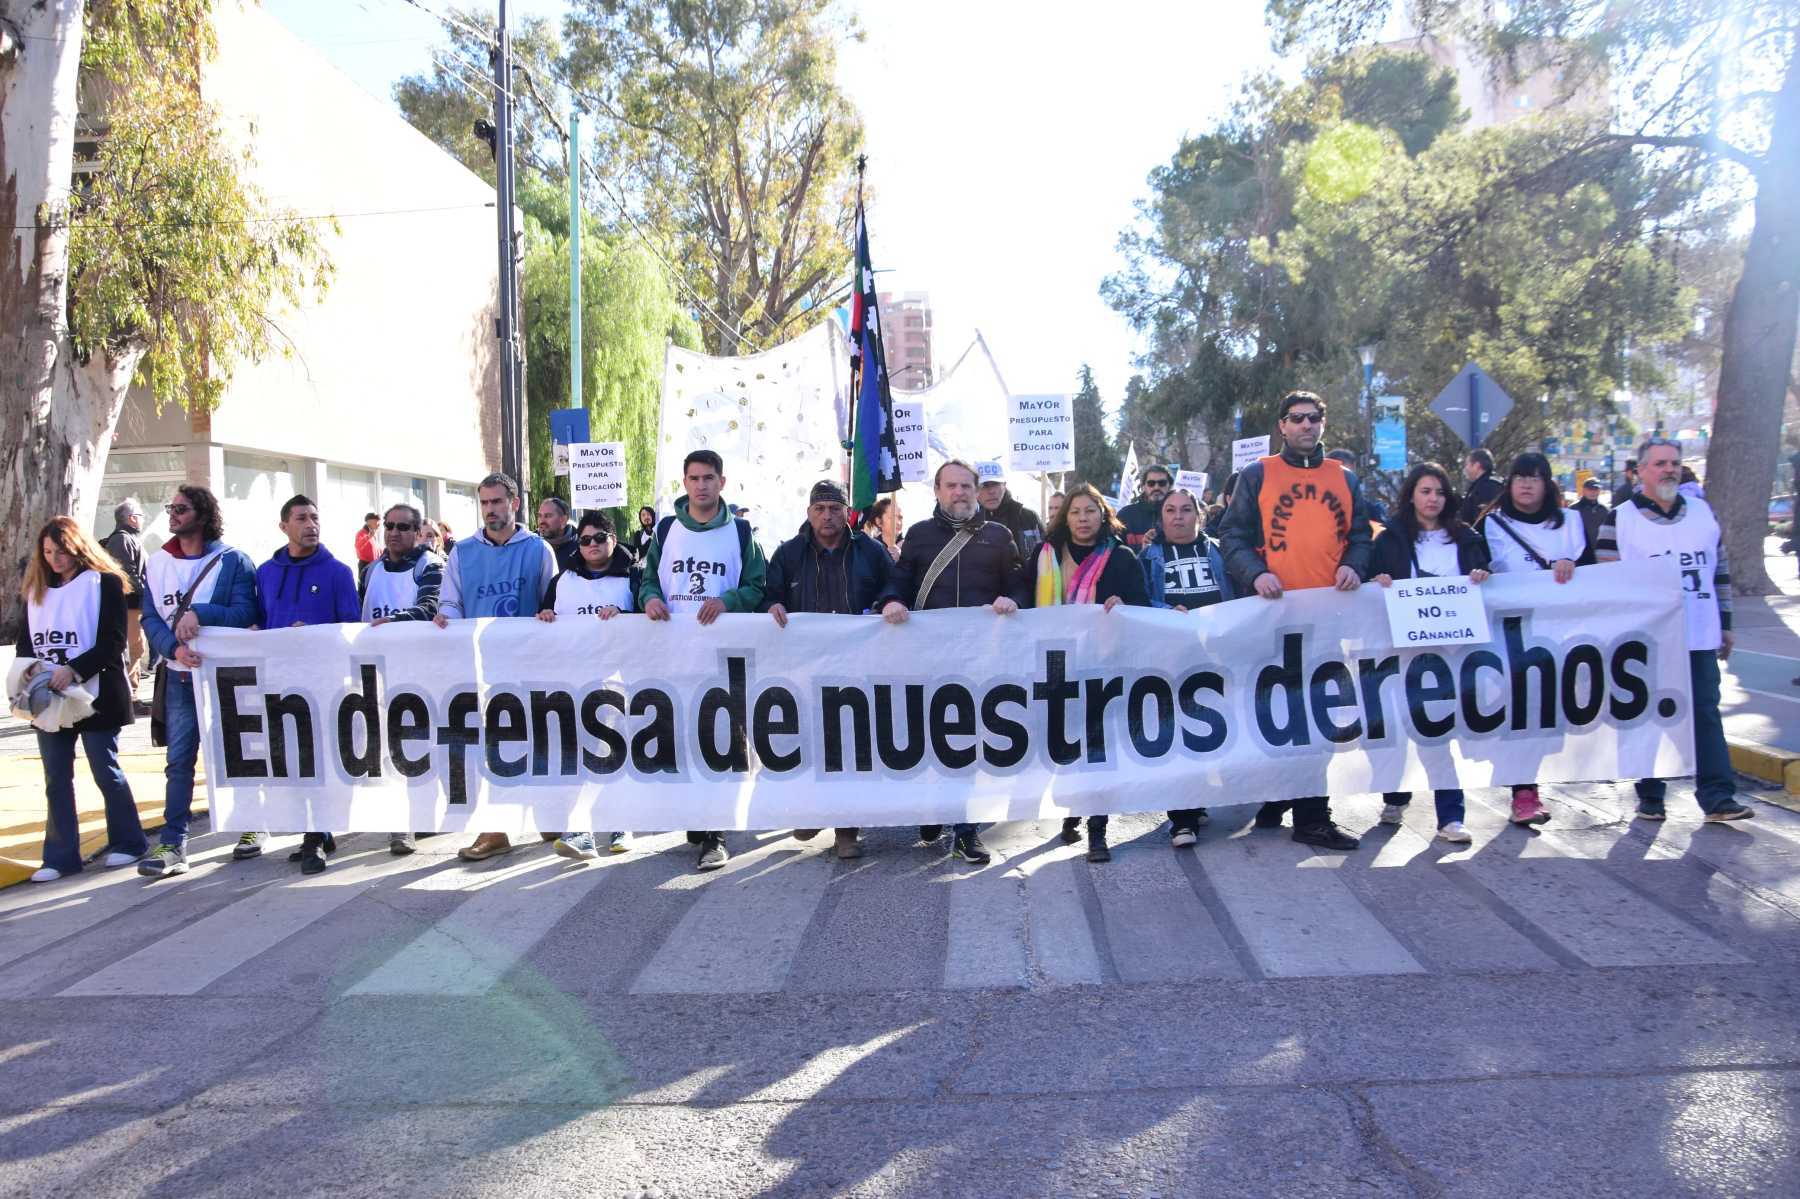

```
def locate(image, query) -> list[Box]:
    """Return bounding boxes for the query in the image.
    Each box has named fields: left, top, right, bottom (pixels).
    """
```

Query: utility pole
left=569, top=109, right=582, bottom=417
left=492, top=0, right=524, bottom=487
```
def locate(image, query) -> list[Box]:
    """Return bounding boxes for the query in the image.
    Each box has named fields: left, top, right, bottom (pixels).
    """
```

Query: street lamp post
left=1358, top=343, right=1379, bottom=470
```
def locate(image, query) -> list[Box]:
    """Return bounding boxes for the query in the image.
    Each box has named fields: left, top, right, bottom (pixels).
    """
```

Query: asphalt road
left=5, top=774, right=1799, bottom=1198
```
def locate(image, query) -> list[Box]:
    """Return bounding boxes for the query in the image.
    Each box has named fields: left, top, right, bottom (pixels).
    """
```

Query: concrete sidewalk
left=0, top=706, right=199, bottom=888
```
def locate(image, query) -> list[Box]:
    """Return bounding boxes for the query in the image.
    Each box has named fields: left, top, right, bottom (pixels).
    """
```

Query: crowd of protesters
left=10, top=389, right=1756, bottom=885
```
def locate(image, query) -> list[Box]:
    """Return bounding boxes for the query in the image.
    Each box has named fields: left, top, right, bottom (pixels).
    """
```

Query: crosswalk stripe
left=943, top=865, right=1030, bottom=989
left=1088, top=846, right=1245, bottom=983
left=1198, top=833, right=1424, bottom=978
left=1023, top=857, right=1108, bottom=985
left=59, top=881, right=365, bottom=996
left=630, top=845, right=834, bottom=995
left=1462, top=857, right=1748, bottom=967
left=350, top=855, right=614, bottom=995
left=0, top=838, right=244, bottom=975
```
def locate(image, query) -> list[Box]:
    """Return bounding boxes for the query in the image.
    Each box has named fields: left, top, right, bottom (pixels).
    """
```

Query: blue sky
left=264, top=0, right=1287, bottom=417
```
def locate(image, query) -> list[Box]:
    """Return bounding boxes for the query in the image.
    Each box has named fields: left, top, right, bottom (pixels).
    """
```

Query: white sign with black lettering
left=569, top=442, right=627, bottom=509
left=1231, top=436, right=1271, bottom=472
left=1383, top=577, right=1492, bottom=647
left=1174, top=469, right=1208, bottom=497
left=1008, top=393, right=1075, bottom=472
left=892, top=400, right=927, bottom=484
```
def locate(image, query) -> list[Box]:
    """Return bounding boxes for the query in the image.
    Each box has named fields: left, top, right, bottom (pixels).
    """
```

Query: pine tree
left=1071, top=365, right=1121, bottom=492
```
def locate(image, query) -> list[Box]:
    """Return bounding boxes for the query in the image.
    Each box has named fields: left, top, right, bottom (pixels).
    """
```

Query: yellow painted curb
left=1728, top=738, right=1800, bottom=797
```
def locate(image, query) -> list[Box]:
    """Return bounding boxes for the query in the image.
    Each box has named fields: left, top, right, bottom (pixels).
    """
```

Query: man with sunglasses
left=1117, top=465, right=1175, bottom=549
left=1219, top=390, right=1373, bottom=851
left=1596, top=438, right=1755, bottom=823
left=138, top=486, right=260, bottom=878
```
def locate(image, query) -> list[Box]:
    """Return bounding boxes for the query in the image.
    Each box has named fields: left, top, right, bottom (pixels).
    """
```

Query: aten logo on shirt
left=31, top=629, right=80, bottom=664
left=667, top=556, right=728, bottom=578
left=367, top=605, right=407, bottom=621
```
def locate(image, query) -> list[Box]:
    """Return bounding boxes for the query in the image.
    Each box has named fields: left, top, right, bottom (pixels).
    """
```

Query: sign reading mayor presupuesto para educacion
left=191, top=561, right=1696, bottom=833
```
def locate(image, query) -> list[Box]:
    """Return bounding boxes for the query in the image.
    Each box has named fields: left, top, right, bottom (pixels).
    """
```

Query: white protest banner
left=1232, top=436, right=1271, bottom=472
left=569, top=442, right=627, bottom=509
left=1382, top=577, right=1493, bottom=647
left=1174, top=469, right=1209, bottom=497
left=892, top=399, right=928, bottom=484
left=194, top=562, right=1694, bottom=834
left=1008, top=393, right=1075, bottom=473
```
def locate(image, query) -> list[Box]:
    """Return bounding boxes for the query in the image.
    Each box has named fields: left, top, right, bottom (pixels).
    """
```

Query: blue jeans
left=39, top=728, right=147, bottom=873
left=160, top=670, right=202, bottom=845
left=1383, top=790, right=1466, bottom=826
left=1637, top=650, right=1735, bottom=812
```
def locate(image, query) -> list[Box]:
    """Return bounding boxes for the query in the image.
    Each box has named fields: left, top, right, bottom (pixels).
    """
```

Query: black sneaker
left=298, top=832, right=329, bottom=875
left=1059, top=817, right=1082, bottom=845
left=1253, top=806, right=1285, bottom=830
left=686, top=831, right=708, bottom=845
left=1704, top=801, right=1756, bottom=823
left=1293, top=822, right=1360, bottom=851
left=1085, top=833, right=1111, bottom=863
left=697, top=834, right=730, bottom=871
left=1170, top=825, right=1199, bottom=849
left=791, top=828, right=822, bottom=841
left=1635, top=801, right=1667, bottom=821
left=917, top=825, right=943, bottom=843
left=951, top=831, right=991, bottom=865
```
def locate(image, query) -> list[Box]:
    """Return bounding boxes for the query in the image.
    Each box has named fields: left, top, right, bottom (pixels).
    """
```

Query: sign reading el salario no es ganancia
left=192, top=561, right=1696, bottom=833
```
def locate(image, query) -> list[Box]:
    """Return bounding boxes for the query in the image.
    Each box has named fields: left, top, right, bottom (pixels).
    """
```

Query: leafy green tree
left=516, top=176, right=700, bottom=524
left=563, top=0, right=864, bottom=352
left=1269, top=0, right=1799, bottom=591
left=0, top=0, right=331, bottom=616
left=1071, top=365, right=1121, bottom=493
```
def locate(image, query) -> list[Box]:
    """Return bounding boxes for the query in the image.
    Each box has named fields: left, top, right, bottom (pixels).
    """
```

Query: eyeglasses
left=578, top=534, right=611, bottom=547
left=1282, top=412, right=1324, bottom=425
left=164, top=503, right=193, bottom=515
left=384, top=521, right=416, bottom=531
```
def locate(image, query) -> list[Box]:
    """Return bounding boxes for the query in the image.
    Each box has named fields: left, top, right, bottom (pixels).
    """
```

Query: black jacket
left=101, top=525, right=146, bottom=611
left=14, top=570, right=134, bottom=731
left=1116, top=499, right=1161, bottom=547
left=541, top=549, right=635, bottom=611
left=1025, top=540, right=1149, bottom=607
left=881, top=510, right=1028, bottom=610
left=1218, top=443, right=1375, bottom=593
left=1458, top=474, right=1503, bottom=525
left=985, top=491, right=1046, bottom=558
left=762, top=525, right=893, bottom=615
left=1370, top=524, right=1491, bottom=580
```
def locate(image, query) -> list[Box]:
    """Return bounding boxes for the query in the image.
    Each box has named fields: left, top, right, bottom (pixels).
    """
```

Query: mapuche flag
left=848, top=201, right=901, bottom=508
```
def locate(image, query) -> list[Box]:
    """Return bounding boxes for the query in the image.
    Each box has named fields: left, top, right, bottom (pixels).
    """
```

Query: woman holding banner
left=1370, top=464, right=1491, bottom=843
left=1477, top=451, right=1588, bottom=827
left=1140, top=487, right=1234, bottom=846
left=14, top=517, right=148, bottom=881
left=1026, top=484, right=1148, bottom=863
left=537, top=510, right=635, bottom=860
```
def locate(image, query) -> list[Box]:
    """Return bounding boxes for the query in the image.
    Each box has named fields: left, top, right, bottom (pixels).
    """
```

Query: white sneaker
left=608, top=831, right=632, bottom=854
left=103, top=851, right=142, bottom=867
left=30, top=867, right=65, bottom=883
left=1436, top=821, right=1473, bottom=844
left=1379, top=803, right=1406, bottom=825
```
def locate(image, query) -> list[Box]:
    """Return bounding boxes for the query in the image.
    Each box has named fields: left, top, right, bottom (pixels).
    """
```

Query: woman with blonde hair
left=13, top=516, right=147, bottom=881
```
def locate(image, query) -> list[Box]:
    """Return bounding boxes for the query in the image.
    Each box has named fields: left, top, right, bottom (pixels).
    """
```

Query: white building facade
left=96, top=3, right=501, bottom=567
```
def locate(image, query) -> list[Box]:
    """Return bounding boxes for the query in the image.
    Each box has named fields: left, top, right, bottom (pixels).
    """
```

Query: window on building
left=222, top=451, right=298, bottom=564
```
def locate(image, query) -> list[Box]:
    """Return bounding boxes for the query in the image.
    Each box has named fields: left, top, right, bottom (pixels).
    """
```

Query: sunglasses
left=1282, top=412, right=1324, bottom=425
left=1145, top=478, right=1172, bottom=488
left=578, top=533, right=612, bottom=547
left=384, top=521, right=416, bottom=531
left=164, top=503, right=193, bottom=515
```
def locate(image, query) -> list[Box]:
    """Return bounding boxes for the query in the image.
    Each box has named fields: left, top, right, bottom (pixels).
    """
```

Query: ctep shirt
left=1157, top=540, right=1225, bottom=608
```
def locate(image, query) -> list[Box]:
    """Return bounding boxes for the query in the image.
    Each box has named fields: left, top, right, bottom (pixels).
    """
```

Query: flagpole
left=843, top=155, right=866, bottom=498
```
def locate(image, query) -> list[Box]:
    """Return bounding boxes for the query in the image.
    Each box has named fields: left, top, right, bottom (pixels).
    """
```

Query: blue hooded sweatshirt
left=256, top=544, right=360, bottom=629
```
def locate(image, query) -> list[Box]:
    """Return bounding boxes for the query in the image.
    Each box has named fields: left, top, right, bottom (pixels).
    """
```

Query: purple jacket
left=256, top=544, right=360, bottom=629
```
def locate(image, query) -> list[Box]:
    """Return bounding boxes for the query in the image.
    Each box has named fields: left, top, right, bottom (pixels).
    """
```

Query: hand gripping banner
left=193, top=561, right=1696, bottom=833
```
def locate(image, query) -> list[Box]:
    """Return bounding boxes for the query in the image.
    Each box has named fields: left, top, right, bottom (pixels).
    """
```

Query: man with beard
left=878, top=460, right=1029, bottom=866
left=1116, top=464, right=1173, bottom=549
left=1219, top=391, right=1371, bottom=852
left=1597, top=438, right=1755, bottom=824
